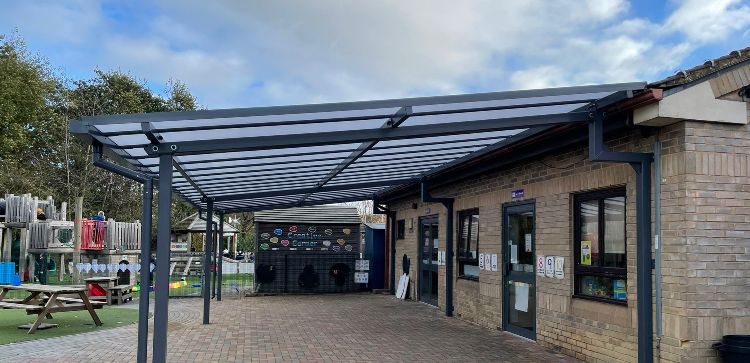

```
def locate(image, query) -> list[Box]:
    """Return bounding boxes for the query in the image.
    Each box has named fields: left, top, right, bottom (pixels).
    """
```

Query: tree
left=0, top=33, right=199, bottom=228
left=231, top=212, right=255, bottom=253
left=0, top=33, right=66, bottom=198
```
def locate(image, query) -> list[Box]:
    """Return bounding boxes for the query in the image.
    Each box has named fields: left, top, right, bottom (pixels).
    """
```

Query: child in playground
left=91, top=211, right=106, bottom=221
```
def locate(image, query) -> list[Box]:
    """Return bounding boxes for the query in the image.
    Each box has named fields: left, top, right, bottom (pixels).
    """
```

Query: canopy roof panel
left=70, top=82, right=645, bottom=212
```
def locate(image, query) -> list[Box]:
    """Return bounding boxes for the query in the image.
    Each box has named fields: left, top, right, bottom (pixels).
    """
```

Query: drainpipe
left=654, top=137, right=663, bottom=350
left=588, top=106, right=654, bottom=363
left=420, top=181, right=454, bottom=317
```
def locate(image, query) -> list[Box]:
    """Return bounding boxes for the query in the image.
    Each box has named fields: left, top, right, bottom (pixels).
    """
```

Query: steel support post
left=388, top=211, right=397, bottom=294
left=153, top=154, right=173, bottom=363
left=137, top=178, right=153, bottom=363
left=217, top=214, right=224, bottom=301
left=444, top=201, right=454, bottom=317
left=421, top=182, right=454, bottom=317
left=203, top=199, right=213, bottom=324
left=588, top=109, right=653, bottom=363
left=212, top=225, right=218, bottom=299
left=634, top=161, right=653, bottom=363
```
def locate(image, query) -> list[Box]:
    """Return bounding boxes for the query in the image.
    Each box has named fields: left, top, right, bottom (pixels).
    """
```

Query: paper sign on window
left=545, top=256, right=554, bottom=277
left=554, top=256, right=564, bottom=279
left=581, top=240, right=592, bottom=265
left=514, top=282, right=529, bottom=312
left=510, top=243, right=518, bottom=264
left=524, top=233, right=532, bottom=252
left=478, top=253, right=485, bottom=270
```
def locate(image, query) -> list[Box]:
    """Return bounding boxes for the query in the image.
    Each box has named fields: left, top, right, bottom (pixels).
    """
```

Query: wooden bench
left=0, top=284, right=103, bottom=334
left=109, top=285, right=134, bottom=305
left=26, top=297, right=105, bottom=320
left=39, top=296, right=106, bottom=309
left=0, top=301, right=41, bottom=310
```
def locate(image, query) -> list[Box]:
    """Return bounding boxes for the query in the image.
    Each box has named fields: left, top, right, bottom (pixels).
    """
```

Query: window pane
left=579, top=200, right=599, bottom=266
left=461, top=262, right=480, bottom=277
left=603, top=196, right=626, bottom=268
left=459, top=215, right=470, bottom=258
left=578, top=275, right=627, bottom=301
left=470, top=214, right=479, bottom=259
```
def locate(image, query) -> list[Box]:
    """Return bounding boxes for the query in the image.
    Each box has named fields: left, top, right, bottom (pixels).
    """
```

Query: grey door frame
left=502, top=200, right=536, bottom=340
left=418, top=215, right=439, bottom=306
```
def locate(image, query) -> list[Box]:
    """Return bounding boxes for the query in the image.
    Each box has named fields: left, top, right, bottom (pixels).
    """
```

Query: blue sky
left=2, top=0, right=750, bottom=108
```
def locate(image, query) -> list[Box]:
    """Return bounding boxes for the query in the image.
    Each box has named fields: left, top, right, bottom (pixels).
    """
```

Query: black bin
left=713, top=335, right=750, bottom=363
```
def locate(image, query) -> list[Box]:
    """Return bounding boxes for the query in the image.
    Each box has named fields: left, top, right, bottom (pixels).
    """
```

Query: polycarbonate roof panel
left=72, top=82, right=645, bottom=212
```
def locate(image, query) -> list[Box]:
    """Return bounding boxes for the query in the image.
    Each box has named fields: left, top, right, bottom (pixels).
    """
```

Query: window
left=396, top=220, right=405, bottom=239
left=573, top=188, right=627, bottom=303
left=457, top=209, right=480, bottom=279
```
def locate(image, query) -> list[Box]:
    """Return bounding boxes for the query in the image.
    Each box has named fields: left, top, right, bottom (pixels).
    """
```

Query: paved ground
left=0, top=294, right=577, bottom=362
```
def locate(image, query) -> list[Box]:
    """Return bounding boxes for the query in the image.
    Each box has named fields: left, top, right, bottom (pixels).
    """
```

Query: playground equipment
left=1, top=193, right=142, bottom=286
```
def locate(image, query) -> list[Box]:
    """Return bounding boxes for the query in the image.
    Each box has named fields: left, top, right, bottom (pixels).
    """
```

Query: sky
left=2, top=0, right=750, bottom=109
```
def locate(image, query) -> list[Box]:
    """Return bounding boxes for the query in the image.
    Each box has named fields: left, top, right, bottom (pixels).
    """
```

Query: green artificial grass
left=157, top=273, right=254, bottom=297
left=0, top=306, right=142, bottom=345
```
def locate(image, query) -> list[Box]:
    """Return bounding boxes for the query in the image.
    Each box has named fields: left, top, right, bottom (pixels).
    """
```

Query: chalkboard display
left=256, top=223, right=360, bottom=253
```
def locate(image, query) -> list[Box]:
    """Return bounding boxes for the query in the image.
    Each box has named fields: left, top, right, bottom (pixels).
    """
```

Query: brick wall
left=659, top=121, right=750, bottom=361
left=387, top=120, right=749, bottom=362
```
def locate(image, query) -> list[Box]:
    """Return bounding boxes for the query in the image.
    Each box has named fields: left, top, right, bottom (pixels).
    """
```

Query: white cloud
left=0, top=0, right=102, bottom=44
left=665, top=0, right=750, bottom=43
left=2, top=0, right=750, bottom=108
left=100, top=36, right=253, bottom=107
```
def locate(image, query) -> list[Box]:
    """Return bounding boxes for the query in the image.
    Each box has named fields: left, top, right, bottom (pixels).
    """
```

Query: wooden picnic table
left=0, top=284, right=103, bottom=333
left=85, top=276, right=118, bottom=305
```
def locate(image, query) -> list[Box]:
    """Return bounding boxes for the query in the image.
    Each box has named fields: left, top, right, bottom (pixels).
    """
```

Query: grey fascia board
left=78, top=82, right=645, bottom=127
left=158, top=111, right=591, bottom=156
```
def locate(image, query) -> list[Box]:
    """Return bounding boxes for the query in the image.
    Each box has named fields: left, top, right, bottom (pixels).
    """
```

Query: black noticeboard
left=256, top=222, right=360, bottom=253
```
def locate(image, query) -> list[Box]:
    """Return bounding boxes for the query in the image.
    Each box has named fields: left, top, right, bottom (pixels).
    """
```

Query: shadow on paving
left=0, top=293, right=578, bottom=362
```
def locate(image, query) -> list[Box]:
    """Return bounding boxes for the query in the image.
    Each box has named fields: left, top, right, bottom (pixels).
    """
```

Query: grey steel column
left=217, top=214, right=224, bottom=301
left=444, top=201, right=454, bottom=317
left=153, top=154, right=173, bottom=363
left=634, top=161, right=653, bottom=363
left=137, top=178, right=153, bottom=363
left=212, top=221, right=218, bottom=298
left=588, top=109, right=653, bottom=363
left=388, top=211, right=397, bottom=294
left=203, top=199, right=213, bottom=324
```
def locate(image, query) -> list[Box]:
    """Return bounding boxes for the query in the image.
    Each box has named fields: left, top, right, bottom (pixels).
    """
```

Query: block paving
left=0, top=293, right=578, bottom=362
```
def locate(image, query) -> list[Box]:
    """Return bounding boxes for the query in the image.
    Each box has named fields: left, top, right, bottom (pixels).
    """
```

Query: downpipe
left=588, top=108, right=654, bottom=363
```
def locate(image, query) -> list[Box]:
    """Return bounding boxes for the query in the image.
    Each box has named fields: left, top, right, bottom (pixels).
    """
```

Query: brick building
left=377, top=49, right=750, bottom=362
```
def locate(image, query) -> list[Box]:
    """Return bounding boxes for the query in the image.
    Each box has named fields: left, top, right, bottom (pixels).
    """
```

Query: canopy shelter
left=70, top=82, right=655, bottom=363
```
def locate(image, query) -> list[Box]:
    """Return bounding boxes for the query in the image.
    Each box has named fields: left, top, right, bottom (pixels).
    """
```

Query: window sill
left=457, top=276, right=479, bottom=282
left=572, top=294, right=627, bottom=306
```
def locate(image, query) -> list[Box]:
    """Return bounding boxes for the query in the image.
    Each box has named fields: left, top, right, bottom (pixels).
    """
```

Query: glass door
left=502, top=201, right=536, bottom=339
left=419, top=215, right=439, bottom=306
